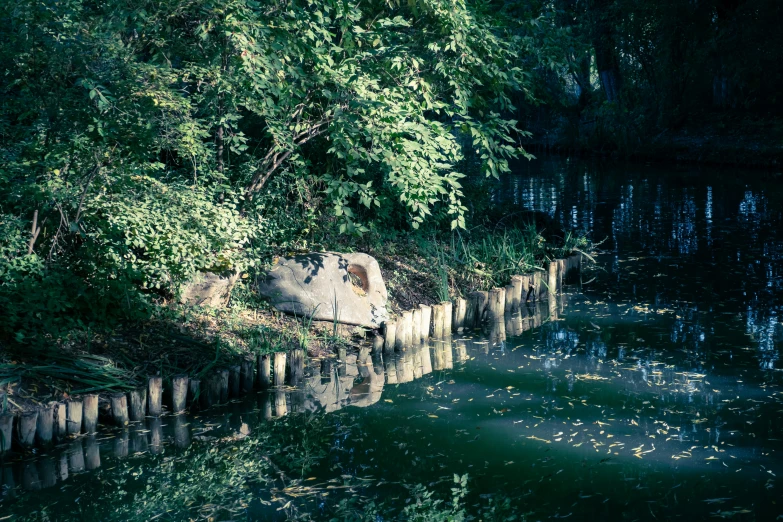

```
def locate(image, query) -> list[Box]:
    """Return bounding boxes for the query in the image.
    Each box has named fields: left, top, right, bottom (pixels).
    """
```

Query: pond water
left=3, top=158, right=783, bottom=521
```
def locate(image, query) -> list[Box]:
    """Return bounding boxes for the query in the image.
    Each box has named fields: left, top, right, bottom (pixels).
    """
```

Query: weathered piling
left=511, top=275, right=525, bottom=306
left=35, top=404, right=54, bottom=447
left=187, top=379, right=200, bottom=410
left=110, top=392, right=129, bottom=427
left=201, top=373, right=220, bottom=409
left=465, top=292, right=478, bottom=328
left=273, top=352, right=287, bottom=387
left=398, top=311, right=413, bottom=349
left=129, top=387, right=147, bottom=421
left=372, top=334, right=384, bottom=353
left=54, top=402, right=66, bottom=441
left=557, top=258, right=565, bottom=293
left=85, top=436, right=101, bottom=470
left=411, top=309, right=422, bottom=344
left=453, top=298, right=467, bottom=332
left=505, top=284, right=516, bottom=313
left=547, top=261, right=557, bottom=297
left=218, top=368, right=230, bottom=403
left=257, top=353, right=272, bottom=389
left=172, top=374, right=189, bottom=414
left=82, top=394, right=99, bottom=434
left=66, top=399, right=83, bottom=436
left=17, top=410, right=38, bottom=448
left=228, top=365, right=241, bottom=398
left=148, top=376, right=163, bottom=416
left=442, top=301, right=453, bottom=337
left=383, top=321, right=397, bottom=353
left=240, top=359, right=255, bottom=394
left=289, top=349, right=305, bottom=385
left=488, top=288, right=506, bottom=322
left=419, top=305, right=432, bottom=342
left=431, top=303, right=445, bottom=339
left=529, top=272, right=541, bottom=301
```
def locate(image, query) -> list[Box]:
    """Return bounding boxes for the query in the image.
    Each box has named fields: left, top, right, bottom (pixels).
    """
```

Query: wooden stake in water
left=488, top=288, right=505, bottom=322
left=411, top=309, right=422, bottom=344
left=187, top=379, right=201, bottom=411
left=129, top=387, right=147, bottom=421
left=110, top=393, right=129, bottom=427
left=0, top=413, right=13, bottom=453
left=148, top=376, right=163, bottom=416
left=419, top=304, right=432, bottom=342
left=431, top=303, right=445, bottom=339
left=398, top=311, right=413, bottom=349
left=273, top=352, right=287, bottom=387
left=18, top=410, right=38, bottom=448
left=383, top=321, right=397, bottom=353
left=240, top=359, right=255, bottom=394
left=172, top=374, right=189, bottom=414
left=290, top=349, right=305, bottom=385
left=66, top=399, right=83, bottom=436
left=228, top=365, right=241, bottom=398
left=36, top=404, right=54, bottom=447
left=453, top=298, right=467, bottom=332
left=372, top=334, right=384, bottom=354
left=257, top=354, right=271, bottom=389
left=504, top=284, right=516, bottom=313
left=82, top=394, right=99, bottom=434
left=547, top=261, right=557, bottom=298
left=54, top=402, right=66, bottom=441
left=530, top=272, right=541, bottom=301
left=442, top=301, right=453, bottom=337
left=511, top=275, right=524, bottom=308
left=218, top=368, right=229, bottom=403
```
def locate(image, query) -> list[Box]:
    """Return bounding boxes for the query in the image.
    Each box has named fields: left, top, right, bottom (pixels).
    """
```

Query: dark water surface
left=3, top=158, right=783, bottom=521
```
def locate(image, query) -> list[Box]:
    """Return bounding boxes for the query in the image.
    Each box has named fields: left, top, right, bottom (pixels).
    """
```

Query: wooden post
left=273, top=352, right=287, bottom=387
left=172, top=374, right=189, bottom=414
left=372, top=334, right=384, bottom=353
left=110, top=393, right=129, bottom=427
left=201, top=373, right=219, bottom=409
left=148, top=376, right=163, bottom=416
left=18, top=410, right=38, bottom=448
left=474, top=291, right=489, bottom=324
left=432, top=303, right=445, bottom=339
left=84, top=435, right=101, bottom=470
left=36, top=404, right=54, bottom=447
left=129, top=387, right=147, bottom=421
left=557, top=259, right=565, bottom=293
left=54, top=402, right=66, bottom=441
left=82, top=394, right=98, bottom=434
left=383, top=321, right=397, bottom=353
left=0, top=413, right=12, bottom=453
left=228, top=365, right=241, bottom=398
left=257, top=354, right=271, bottom=389
left=504, top=284, right=515, bottom=313
left=465, top=292, right=478, bottom=328
left=453, top=298, right=467, bottom=332
left=547, top=261, right=557, bottom=298
left=218, top=368, right=229, bottom=403
left=529, top=272, right=540, bottom=301
left=399, top=311, right=413, bottom=349
left=411, top=309, right=422, bottom=344
left=289, top=349, right=304, bottom=385
left=66, top=399, right=83, bottom=436
left=442, top=301, right=453, bottom=337
left=511, top=275, right=524, bottom=307
left=488, top=288, right=505, bottom=322
left=240, top=359, right=255, bottom=394
left=419, top=305, right=432, bottom=342
left=187, top=379, right=201, bottom=410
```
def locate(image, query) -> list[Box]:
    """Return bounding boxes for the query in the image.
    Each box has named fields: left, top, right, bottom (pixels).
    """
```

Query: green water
left=2, top=159, right=782, bottom=521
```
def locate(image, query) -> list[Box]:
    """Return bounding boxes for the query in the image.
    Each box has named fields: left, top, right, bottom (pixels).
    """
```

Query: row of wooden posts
left=0, top=254, right=581, bottom=454
left=0, top=348, right=306, bottom=454
left=381, top=255, right=581, bottom=351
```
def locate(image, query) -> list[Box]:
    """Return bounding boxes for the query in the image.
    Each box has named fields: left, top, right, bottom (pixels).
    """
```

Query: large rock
left=256, top=252, right=389, bottom=328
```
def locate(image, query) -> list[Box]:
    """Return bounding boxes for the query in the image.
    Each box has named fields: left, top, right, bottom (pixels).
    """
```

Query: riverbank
left=0, top=228, right=589, bottom=432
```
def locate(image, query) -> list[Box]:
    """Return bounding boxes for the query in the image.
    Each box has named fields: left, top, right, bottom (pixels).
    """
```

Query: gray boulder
left=256, top=252, right=388, bottom=328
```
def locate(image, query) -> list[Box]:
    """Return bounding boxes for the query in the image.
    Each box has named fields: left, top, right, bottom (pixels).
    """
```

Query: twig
left=27, top=210, right=41, bottom=255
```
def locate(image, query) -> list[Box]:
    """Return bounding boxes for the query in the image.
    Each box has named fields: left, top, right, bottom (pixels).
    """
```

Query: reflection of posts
left=384, top=355, right=398, bottom=384
left=38, top=457, right=57, bottom=489
left=420, top=344, right=433, bottom=375
left=454, top=340, right=468, bottom=363
left=260, top=392, right=273, bottom=420
left=69, top=439, right=85, bottom=472
left=149, top=417, right=163, bottom=455
left=131, top=425, right=148, bottom=453
left=443, top=337, right=453, bottom=369
left=489, top=319, right=506, bottom=347
left=22, top=461, right=40, bottom=491
left=85, top=435, right=101, bottom=470
left=174, top=415, right=191, bottom=449
left=274, top=391, right=288, bottom=417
